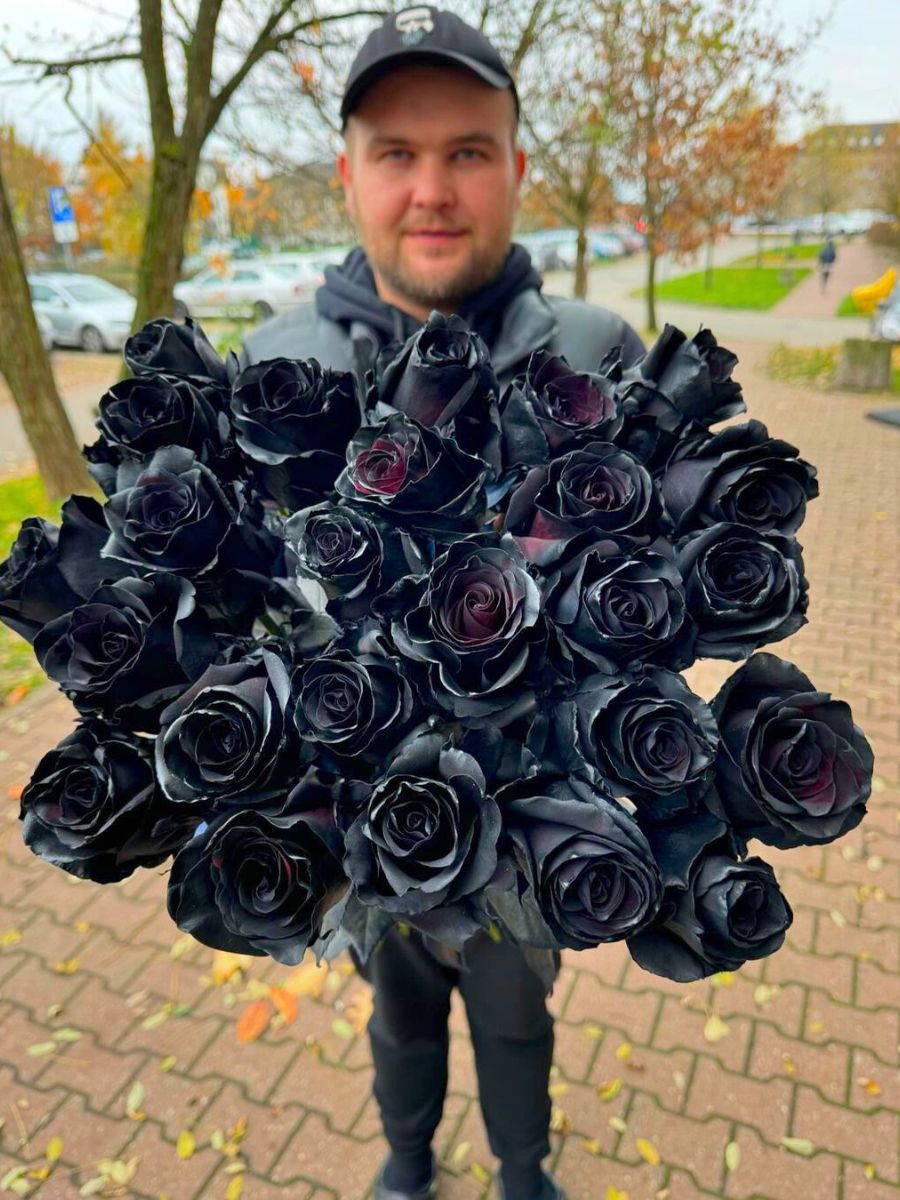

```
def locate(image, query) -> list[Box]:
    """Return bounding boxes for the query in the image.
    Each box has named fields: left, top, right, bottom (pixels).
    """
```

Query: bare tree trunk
left=704, top=236, right=715, bottom=289
left=0, top=164, right=95, bottom=500
left=756, top=224, right=764, bottom=268
left=573, top=223, right=590, bottom=299
left=646, top=247, right=658, bottom=333
left=133, top=145, right=199, bottom=328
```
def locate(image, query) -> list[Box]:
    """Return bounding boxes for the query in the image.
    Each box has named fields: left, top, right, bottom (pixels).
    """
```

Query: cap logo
left=396, top=7, right=434, bottom=45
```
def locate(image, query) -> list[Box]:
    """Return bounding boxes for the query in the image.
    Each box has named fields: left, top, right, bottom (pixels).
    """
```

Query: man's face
left=338, top=64, right=526, bottom=316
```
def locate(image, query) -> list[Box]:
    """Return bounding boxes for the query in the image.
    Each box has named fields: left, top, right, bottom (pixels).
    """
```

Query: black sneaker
left=372, top=1151, right=439, bottom=1200
left=497, top=1170, right=568, bottom=1200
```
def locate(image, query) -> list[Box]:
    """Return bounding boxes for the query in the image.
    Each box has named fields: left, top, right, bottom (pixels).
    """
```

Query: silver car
left=28, top=273, right=136, bottom=352
left=173, top=262, right=318, bottom=321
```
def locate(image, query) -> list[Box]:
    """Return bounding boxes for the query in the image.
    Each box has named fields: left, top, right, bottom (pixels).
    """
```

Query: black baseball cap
left=340, top=6, right=519, bottom=130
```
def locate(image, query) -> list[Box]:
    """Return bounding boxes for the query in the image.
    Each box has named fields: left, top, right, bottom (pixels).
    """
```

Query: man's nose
left=409, top=158, right=455, bottom=210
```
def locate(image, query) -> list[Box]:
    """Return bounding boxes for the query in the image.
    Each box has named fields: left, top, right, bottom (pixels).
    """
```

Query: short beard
left=372, top=241, right=511, bottom=314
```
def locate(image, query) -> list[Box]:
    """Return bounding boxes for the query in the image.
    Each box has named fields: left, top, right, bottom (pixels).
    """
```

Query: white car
left=28, top=273, right=136, bottom=352
left=173, top=262, right=318, bottom=321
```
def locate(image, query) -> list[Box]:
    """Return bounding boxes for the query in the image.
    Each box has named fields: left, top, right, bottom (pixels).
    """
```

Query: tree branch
left=5, top=49, right=140, bottom=77
left=139, top=0, right=175, bottom=145
left=206, top=6, right=386, bottom=137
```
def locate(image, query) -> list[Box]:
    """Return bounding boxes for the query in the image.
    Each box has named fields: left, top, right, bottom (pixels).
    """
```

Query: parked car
left=36, top=311, right=55, bottom=352
left=873, top=283, right=900, bottom=342
left=28, top=273, right=136, bottom=352
left=589, top=231, right=627, bottom=259
left=264, top=255, right=327, bottom=290
left=173, top=262, right=317, bottom=320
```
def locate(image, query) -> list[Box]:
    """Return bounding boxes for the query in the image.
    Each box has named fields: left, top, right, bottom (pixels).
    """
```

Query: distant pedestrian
left=818, top=238, right=837, bottom=293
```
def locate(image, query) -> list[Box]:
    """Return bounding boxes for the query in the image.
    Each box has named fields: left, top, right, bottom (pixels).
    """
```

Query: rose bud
left=343, top=732, right=501, bottom=946
left=500, top=349, right=621, bottom=470
left=167, top=804, right=347, bottom=964
left=84, top=373, right=233, bottom=495
left=660, top=419, right=818, bottom=537
left=282, top=502, right=424, bottom=625
left=156, top=648, right=295, bottom=810
left=292, top=647, right=416, bottom=768
left=505, top=442, right=663, bottom=564
left=335, top=412, right=488, bottom=536
left=34, top=574, right=219, bottom=733
left=555, top=669, right=719, bottom=818
left=544, top=535, right=691, bottom=672
left=371, top=312, right=501, bottom=474
left=494, top=774, right=663, bottom=950
left=711, top=653, right=873, bottom=848
left=231, top=358, right=361, bottom=510
left=676, top=522, right=808, bottom=659
left=381, top=534, right=546, bottom=724
left=20, top=722, right=185, bottom=883
left=124, top=317, right=234, bottom=384
left=629, top=812, right=792, bottom=982
left=620, top=324, right=745, bottom=428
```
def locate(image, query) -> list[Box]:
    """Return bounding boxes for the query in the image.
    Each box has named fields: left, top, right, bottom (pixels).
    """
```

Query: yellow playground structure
left=850, top=267, right=897, bottom=314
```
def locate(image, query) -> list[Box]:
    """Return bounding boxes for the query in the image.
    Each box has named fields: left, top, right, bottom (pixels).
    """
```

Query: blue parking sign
left=48, top=186, right=79, bottom=244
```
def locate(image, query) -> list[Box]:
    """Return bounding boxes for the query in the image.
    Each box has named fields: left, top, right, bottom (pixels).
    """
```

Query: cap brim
left=341, top=49, right=513, bottom=123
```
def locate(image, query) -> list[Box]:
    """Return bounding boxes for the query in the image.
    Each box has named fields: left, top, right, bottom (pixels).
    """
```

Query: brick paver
left=0, top=339, right=898, bottom=1198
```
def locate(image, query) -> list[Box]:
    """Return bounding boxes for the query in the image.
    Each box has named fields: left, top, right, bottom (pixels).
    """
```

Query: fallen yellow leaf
left=614, top=1041, right=632, bottom=1060
left=53, top=957, right=80, bottom=975
left=780, top=1137, right=815, bottom=1157
left=0, top=929, right=22, bottom=948
left=282, top=960, right=329, bottom=998
left=606, top=1186, right=630, bottom=1200
left=176, top=1130, right=196, bottom=1160
left=582, top=1138, right=603, bottom=1156
left=596, top=1077, right=623, bottom=1102
left=725, top=1141, right=741, bottom=1171
left=212, top=951, right=253, bottom=986
left=225, top=1176, right=245, bottom=1200
left=857, top=1077, right=882, bottom=1097
left=703, top=1014, right=730, bottom=1043
left=635, top=1137, right=660, bottom=1166
left=45, top=1137, right=63, bottom=1164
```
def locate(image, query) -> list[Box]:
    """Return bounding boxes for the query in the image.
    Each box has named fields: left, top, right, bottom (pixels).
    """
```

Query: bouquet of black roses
left=1, top=314, right=873, bottom=985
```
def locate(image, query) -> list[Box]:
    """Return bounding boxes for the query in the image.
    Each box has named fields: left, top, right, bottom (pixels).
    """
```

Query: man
left=244, top=10, right=644, bottom=1200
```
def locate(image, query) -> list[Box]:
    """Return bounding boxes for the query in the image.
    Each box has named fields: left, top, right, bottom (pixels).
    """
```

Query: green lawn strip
left=766, top=342, right=900, bottom=394
left=0, top=475, right=60, bottom=703
left=632, top=266, right=811, bottom=311
left=836, top=293, right=862, bottom=317
left=730, top=242, right=824, bottom=267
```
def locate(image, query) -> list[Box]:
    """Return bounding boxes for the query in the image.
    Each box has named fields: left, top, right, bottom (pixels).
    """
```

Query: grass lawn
left=836, top=293, right=862, bottom=317
left=0, top=475, right=60, bottom=704
left=766, top=342, right=900, bottom=393
left=731, top=242, right=824, bottom=268
left=634, top=266, right=811, bottom=311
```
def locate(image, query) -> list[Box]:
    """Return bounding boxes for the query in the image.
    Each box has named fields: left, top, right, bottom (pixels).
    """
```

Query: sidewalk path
left=0, top=341, right=898, bottom=1200
left=772, top=240, right=897, bottom=320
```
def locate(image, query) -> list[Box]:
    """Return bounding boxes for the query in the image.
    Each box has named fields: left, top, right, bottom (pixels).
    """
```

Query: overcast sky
left=1, top=0, right=897, bottom=164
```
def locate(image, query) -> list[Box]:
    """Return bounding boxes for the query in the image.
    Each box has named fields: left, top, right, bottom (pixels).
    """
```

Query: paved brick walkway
left=771, top=241, right=896, bottom=321
left=0, top=340, right=897, bottom=1200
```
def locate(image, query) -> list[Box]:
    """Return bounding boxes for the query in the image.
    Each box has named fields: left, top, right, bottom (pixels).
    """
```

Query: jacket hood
left=316, top=243, right=544, bottom=347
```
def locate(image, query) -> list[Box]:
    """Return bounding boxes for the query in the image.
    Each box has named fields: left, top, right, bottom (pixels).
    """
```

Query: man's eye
left=383, top=149, right=412, bottom=161
left=454, top=148, right=485, bottom=160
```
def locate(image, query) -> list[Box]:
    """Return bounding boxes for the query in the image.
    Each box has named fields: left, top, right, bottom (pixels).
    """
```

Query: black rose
left=371, top=312, right=501, bottom=473
left=101, top=447, right=282, bottom=630
left=0, top=497, right=130, bottom=644
left=676, top=522, right=808, bottom=659
left=629, top=812, right=792, bottom=981
left=343, top=733, right=501, bottom=946
left=711, top=653, right=873, bottom=848
left=231, top=358, right=360, bottom=510
left=124, top=317, right=234, bottom=384
left=282, top=502, right=424, bottom=624
left=292, top=646, right=415, bottom=767
left=660, top=419, right=818, bottom=536
left=505, top=442, right=662, bottom=564
left=20, top=722, right=184, bottom=883
left=335, top=412, right=488, bottom=536
left=382, top=535, right=546, bottom=723
left=500, top=350, right=621, bottom=469
left=620, top=324, right=745, bottom=428
left=84, top=374, right=232, bottom=494
left=167, top=803, right=347, bottom=964
left=156, top=648, right=294, bottom=810
left=544, top=535, right=690, bottom=672
left=555, top=669, right=719, bottom=818
left=34, top=574, right=219, bottom=732
left=493, top=774, right=663, bottom=951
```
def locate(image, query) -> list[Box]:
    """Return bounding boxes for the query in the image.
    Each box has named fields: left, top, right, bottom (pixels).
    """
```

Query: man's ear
left=515, top=144, right=527, bottom=187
